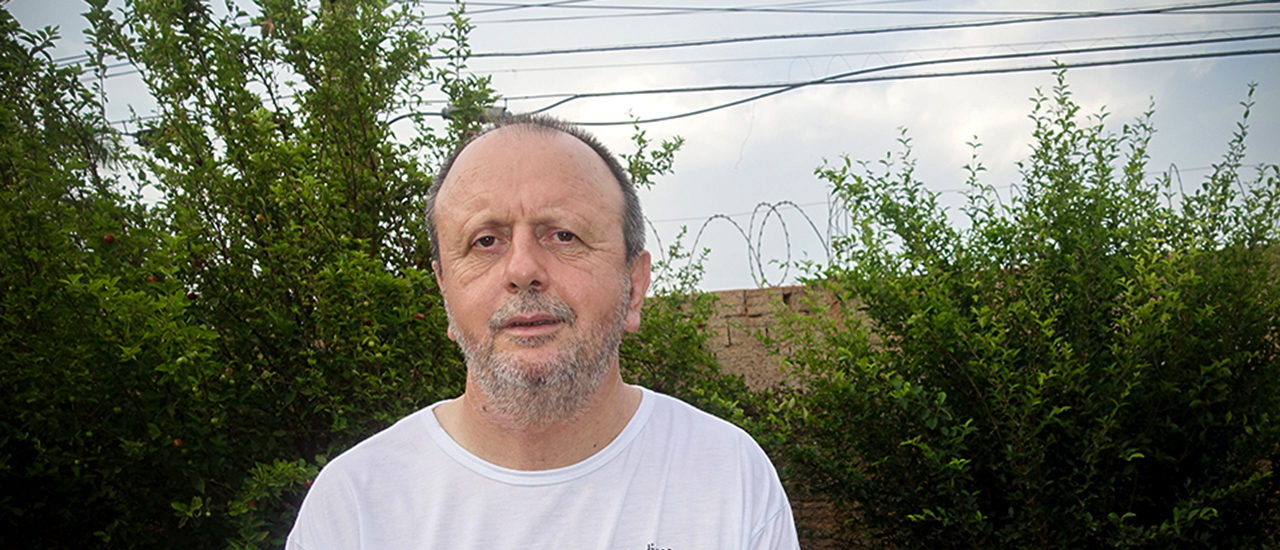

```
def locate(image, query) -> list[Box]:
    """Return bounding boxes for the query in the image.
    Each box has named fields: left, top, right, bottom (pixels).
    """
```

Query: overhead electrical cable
left=464, top=6, right=1084, bottom=25
left=469, top=26, right=1277, bottom=74
left=338, top=31, right=1280, bottom=126
left=565, top=49, right=1280, bottom=125
left=420, top=0, right=1273, bottom=22
left=467, top=0, right=1279, bottom=58
left=522, top=31, right=1280, bottom=114
left=472, top=7, right=1280, bottom=24
left=106, top=33, right=1280, bottom=127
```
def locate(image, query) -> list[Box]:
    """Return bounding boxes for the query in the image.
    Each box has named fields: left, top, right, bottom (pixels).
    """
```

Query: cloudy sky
left=11, top=0, right=1280, bottom=290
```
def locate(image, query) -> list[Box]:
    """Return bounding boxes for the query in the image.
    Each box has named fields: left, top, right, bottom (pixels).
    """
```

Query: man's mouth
left=488, top=291, right=578, bottom=335
left=507, top=318, right=559, bottom=328
left=498, top=313, right=564, bottom=331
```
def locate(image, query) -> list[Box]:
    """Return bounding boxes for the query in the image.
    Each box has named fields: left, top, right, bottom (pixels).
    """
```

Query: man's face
left=432, top=126, right=650, bottom=423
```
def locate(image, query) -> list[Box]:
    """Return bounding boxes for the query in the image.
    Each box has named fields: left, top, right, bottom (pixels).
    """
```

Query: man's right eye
left=474, top=235, right=497, bottom=248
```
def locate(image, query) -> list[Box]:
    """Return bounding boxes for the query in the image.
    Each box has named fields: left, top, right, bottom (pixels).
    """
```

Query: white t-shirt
left=287, top=387, right=798, bottom=550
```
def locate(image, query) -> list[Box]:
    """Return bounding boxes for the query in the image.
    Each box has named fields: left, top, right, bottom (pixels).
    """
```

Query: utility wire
left=562, top=47, right=1280, bottom=125
left=423, top=0, right=1272, bottom=22
left=468, top=0, right=1279, bottom=58
left=86, top=25, right=1277, bottom=81
left=464, top=6, right=1084, bottom=25
left=471, top=26, right=1278, bottom=74
left=519, top=32, right=1280, bottom=118
left=475, top=7, right=1280, bottom=25
left=105, top=33, right=1279, bottom=128
left=48, top=0, right=1279, bottom=67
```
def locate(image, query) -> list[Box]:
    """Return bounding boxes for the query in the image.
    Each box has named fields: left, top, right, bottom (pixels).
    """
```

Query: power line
left=474, top=7, right=1278, bottom=25
left=422, top=0, right=1276, bottom=26
left=467, top=0, right=1279, bottom=58
left=47, top=0, right=1280, bottom=70
left=108, top=31, right=1276, bottom=127
left=60, top=1, right=1279, bottom=82
left=514, top=32, right=1280, bottom=120
left=465, top=5, right=1083, bottom=25
left=470, top=26, right=1278, bottom=74
left=583, top=47, right=1280, bottom=125
left=566, top=48, right=1280, bottom=126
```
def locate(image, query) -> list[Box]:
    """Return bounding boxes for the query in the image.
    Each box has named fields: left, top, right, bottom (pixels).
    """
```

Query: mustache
left=488, top=290, right=577, bottom=331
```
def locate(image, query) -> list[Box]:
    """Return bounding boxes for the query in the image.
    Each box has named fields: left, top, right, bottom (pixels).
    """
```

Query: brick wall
left=703, top=284, right=843, bottom=390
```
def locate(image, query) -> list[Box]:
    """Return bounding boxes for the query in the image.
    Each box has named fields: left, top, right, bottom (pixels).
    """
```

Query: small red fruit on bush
left=172, top=438, right=183, bottom=447
left=147, top=275, right=160, bottom=283
left=186, top=292, right=197, bottom=300
left=102, top=234, right=115, bottom=244
left=413, top=313, right=425, bottom=320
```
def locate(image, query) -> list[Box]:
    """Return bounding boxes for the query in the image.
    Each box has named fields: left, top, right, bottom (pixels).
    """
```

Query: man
left=287, top=114, right=799, bottom=549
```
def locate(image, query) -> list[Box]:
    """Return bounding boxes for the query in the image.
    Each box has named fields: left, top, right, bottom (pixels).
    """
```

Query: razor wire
left=647, top=197, right=850, bottom=288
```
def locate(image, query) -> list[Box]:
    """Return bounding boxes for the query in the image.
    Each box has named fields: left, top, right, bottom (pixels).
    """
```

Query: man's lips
left=497, top=313, right=565, bottom=335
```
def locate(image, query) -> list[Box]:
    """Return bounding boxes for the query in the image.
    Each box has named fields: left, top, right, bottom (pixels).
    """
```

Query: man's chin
left=491, top=356, right=574, bottom=387
left=502, top=333, right=561, bottom=349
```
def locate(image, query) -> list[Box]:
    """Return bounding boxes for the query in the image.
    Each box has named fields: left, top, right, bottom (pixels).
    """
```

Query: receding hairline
left=441, top=122, right=615, bottom=191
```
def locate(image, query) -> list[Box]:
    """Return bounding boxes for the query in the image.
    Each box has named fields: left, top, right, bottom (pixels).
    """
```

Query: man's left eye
left=552, top=230, right=576, bottom=242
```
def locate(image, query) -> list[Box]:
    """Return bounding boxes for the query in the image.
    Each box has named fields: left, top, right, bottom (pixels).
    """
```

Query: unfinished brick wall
left=704, top=284, right=842, bottom=390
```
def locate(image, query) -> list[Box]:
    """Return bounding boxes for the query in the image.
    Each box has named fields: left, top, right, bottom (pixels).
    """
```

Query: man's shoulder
left=637, top=387, right=761, bottom=453
left=320, top=402, right=445, bottom=473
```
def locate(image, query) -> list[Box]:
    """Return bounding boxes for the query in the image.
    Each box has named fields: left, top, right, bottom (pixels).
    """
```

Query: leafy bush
left=1, top=0, right=484, bottom=546
left=0, top=9, right=198, bottom=546
left=779, top=73, right=1280, bottom=548
left=1, top=3, right=760, bottom=547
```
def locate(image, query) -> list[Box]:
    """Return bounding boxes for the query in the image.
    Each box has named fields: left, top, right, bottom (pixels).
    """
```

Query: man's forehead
left=440, top=124, right=618, bottom=199
left=454, top=123, right=582, bottom=166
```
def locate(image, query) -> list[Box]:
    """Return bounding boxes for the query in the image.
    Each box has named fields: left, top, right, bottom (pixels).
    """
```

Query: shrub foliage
left=7, top=1, right=1277, bottom=546
left=0, top=1, right=744, bottom=547
left=1, top=0, right=483, bottom=546
left=780, top=73, right=1279, bottom=548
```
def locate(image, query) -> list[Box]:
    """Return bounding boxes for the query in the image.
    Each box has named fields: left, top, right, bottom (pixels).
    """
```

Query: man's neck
left=433, top=371, right=642, bottom=470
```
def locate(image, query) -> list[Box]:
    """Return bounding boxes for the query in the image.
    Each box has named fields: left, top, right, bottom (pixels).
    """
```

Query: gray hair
left=425, top=113, right=645, bottom=267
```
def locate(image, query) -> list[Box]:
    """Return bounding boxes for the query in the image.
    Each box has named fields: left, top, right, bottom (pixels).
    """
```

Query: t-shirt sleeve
left=286, top=462, right=363, bottom=550
left=750, top=498, right=801, bottom=550
left=740, top=428, right=800, bottom=550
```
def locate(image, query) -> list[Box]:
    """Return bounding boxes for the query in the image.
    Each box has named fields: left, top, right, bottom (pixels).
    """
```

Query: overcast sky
left=11, top=0, right=1280, bottom=290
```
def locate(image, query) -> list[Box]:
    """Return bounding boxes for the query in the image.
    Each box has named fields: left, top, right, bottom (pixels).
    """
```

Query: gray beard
left=447, top=284, right=629, bottom=428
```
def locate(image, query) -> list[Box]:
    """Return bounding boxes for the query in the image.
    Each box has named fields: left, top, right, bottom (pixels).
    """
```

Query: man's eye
left=474, top=235, right=497, bottom=248
left=553, top=230, right=576, bottom=242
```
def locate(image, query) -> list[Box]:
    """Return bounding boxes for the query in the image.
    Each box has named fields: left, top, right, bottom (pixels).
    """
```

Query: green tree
left=90, top=0, right=495, bottom=545
left=779, top=73, right=1280, bottom=548
left=1, top=0, right=499, bottom=546
left=2, top=0, right=759, bottom=546
left=0, top=7, right=192, bottom=547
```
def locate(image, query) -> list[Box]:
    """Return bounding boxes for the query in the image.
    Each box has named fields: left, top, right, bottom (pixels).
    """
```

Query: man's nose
left=504, top=229, right=545, bottom=291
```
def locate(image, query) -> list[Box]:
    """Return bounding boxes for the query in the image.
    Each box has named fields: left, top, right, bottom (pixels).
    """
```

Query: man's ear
left=624, top=251, right=651, bottom=332
left=433, top=261, right=457, bottom=341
